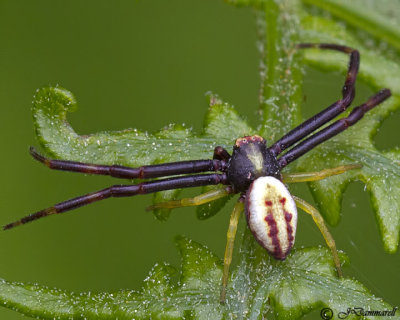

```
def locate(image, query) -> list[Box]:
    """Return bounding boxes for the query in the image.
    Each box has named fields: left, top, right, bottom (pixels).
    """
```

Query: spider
left=3, top=43, right=391, bottom=304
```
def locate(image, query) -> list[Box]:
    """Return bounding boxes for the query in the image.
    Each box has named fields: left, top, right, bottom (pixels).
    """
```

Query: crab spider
left=3, top=44, right=391, bottom=304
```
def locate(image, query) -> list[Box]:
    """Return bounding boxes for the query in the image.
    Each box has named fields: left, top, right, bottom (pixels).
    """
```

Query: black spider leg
left=277, top=89, right=391, bottom=168
left=269, top=43, right=360, bottom=157
left=29, top=146, right=230, bottom=179
left=3, top=173, right=228, bottom=230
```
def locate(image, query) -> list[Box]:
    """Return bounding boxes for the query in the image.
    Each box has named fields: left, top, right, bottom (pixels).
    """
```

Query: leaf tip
left=205, top=91, right=223, bottom=107
left=33, top=86, right=78, bottom=114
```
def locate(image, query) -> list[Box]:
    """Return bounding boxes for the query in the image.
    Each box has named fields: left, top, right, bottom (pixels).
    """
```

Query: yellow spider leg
left=146, top=187, right=232, bottom=210
left=282, top=164, right=362, bottom=183
left=220, top=200, right=244, bottom=304
left=293, top=195, right=342, bottom=277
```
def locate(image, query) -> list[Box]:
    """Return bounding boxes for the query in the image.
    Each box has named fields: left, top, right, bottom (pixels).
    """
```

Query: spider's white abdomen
left=245, top=176, right=297, bottom=260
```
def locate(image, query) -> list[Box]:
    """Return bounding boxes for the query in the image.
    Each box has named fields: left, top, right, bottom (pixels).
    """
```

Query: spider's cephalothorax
left=3, top=43, right=393, bottom=304
left=227, top=135, right=281, bottom=192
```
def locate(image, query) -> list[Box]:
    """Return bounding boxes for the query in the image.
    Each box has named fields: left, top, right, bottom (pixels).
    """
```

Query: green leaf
left=0, top=237, right=223, bottom=319
left=256, top=0, right=304, bottom=140
left=33, top=88, right=252, bottom=165
left=294, top=7, right=400, bottom=253
left=302, top=0, right=400, bottom=51
left=227, top=229, right=398, bottom=320
left=33, top=87, right=253, bottom=220
left=0, top=236, right=397, bottom=319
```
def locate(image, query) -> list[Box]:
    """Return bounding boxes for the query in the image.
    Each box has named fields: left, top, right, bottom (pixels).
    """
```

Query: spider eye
left=245, top=176, right=298, bottom=260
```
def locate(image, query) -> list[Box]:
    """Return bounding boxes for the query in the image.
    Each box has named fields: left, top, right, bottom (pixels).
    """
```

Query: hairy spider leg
left=269, top=43, right=360, bottom=156
left=281, top=164, right=364, bottom=277
left=278, top=89, right=391, bottom=168
left=293, top=196, right=342, bottom=277
left=146, top=186, right=233, bottom=210
left=220, top=199, right=244, bottom=304
left=281, top=164, right=362, bottom=183
left=29, top=146, right=229, bottom=179
left=144, top=184, right=241, bottom=304
left=3, top=173, right=228, bottom=230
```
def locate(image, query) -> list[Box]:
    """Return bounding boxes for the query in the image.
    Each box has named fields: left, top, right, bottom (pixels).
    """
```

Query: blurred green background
left=0, top=1, right=398, bottom=319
